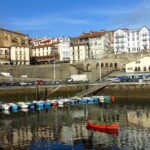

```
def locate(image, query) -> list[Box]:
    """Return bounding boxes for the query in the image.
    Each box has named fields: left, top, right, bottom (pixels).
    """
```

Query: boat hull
left=87, top=120, right=119, bottom=136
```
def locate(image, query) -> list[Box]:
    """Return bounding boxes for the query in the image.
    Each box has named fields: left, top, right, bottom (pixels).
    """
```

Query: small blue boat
left=44, top=102, right=51, bottom=109
left=37, top=101, right=44, bottom=110
left=10, top=104, right=19, bottom=111
left=79, top=98, right=88, bottom=104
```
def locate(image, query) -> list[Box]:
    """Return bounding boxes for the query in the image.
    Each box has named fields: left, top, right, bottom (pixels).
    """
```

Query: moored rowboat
left=86, top=120, right=119, bottom=136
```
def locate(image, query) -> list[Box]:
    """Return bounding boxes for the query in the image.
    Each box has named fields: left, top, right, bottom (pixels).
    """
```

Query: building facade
left=78, top=31, right=111, bottom=59
left=58, top=37, right=70, bottom=61
left=125, top=56, right=150, bottom=73
left=0, top=28, right=29, bottom=47
left=31, top=42, right=60, bottom=64
left=10, top=46, right=30, bottom=65
left=114, top=27, right=150, bottom=54
left=70, top=42, right=89, bottom=64
left=30, top=37, right=70, bottom=64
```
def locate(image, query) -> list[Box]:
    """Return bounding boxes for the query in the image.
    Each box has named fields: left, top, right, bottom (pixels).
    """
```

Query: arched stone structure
left=110, top=63, right=113, bottom=68
left=87, top=63, right=91, bottom=71
left=105, top=63, right=109, bottom=67
left=96, top=63, right=99, bottom=69
left=114, top=63, right=117, bottom=69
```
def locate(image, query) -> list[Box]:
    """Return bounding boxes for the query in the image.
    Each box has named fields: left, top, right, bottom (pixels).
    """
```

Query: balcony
left=115, top=35, right=125, bottom=38
left=143, top=44, right=147, bottom=47
left=142, top=33, right=147, bottom=36
left=142, top=38, right=147, bottom=41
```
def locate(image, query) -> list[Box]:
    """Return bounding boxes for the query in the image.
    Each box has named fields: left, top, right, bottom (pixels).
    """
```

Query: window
left=138, top=67, right=140, bottom=71
left=135, top=60, right=140, bottom=64
left=143, top=67, right=147, bottom=71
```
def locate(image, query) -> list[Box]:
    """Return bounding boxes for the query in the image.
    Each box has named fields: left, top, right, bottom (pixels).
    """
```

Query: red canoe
left=86, top=120, right=119, bottom=136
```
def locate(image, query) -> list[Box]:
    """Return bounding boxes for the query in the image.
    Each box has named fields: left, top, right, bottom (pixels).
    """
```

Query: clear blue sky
left=0, top=0, right=149, bottom=37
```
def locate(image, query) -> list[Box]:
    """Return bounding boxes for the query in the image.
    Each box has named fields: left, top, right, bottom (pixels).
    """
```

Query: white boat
left=2, top=104, right=10, bottom=110
left=99, top=96, right=104, bottom=103
left=58, top=100, right=64, bottom=106
left=3, top=110, right=10, bottom=114
left=63, top=99, right=70, bottom=105
left=18, top=102, right=28, bottom=109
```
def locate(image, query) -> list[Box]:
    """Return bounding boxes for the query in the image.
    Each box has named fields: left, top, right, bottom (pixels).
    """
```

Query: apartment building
left=0, top=28, right=30, bottom=65
left=70, top=42, right=89, bottom=64
left=114, top=27, right=150, bottom=54
left=31, top=42, right=59, bottom=64
left=0, top=28, right=29, bottom=47
left=30, top=37, right=70, bottom=64
left=10, top=46, right=30, bottom=65
left=78, top=31, right=111, bottom=59
left=58, top=37, right=70, bottom=61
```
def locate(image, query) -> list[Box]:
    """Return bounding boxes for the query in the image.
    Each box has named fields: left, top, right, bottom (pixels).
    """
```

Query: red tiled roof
left=78, top=31, right=108, bottom=39
left=32, top=42, right=59, bottom=49
left=41, top=39, right=52, bottom=43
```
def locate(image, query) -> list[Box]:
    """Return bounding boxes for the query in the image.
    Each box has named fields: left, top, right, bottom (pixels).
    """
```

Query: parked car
left=107, top=78, right=120, bottom=83
left=14, top=82, right=21, bottom=86
left=36, top=80, right=44, bottom=85
left=19, top=82, right=28, bottom=86
left=0, top=82, right=8, bottom=86
left=27, top=82, right=35, bottom=86
left=7, top=82, right=15, bottom=86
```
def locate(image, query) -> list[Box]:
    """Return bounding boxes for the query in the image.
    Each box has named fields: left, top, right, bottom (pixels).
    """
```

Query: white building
left=10, top=46, right=30, bottom=65
left=58, top=37, right=70, bottom=61
left=78, top=31, right=111, bottom=59
left=114, top=27, right=150, bottom=54
left=89, top=32, right=110, bottom=59
left=31, top=37, right=70, bottom=63
left=31, top=44, right=52, bottom=57
left=125, top=56, right=150, bottom=73
left=70, top=42, right=89, bottom=64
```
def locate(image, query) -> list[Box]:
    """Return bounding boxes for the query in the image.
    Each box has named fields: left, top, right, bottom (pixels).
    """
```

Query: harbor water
left=0, top=100, right=150, bottom=150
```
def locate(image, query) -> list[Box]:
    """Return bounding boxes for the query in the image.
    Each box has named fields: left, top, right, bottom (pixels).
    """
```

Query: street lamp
left=99, top=59, right=101, bottom=82
left=53, top=58, right=55, bottom=82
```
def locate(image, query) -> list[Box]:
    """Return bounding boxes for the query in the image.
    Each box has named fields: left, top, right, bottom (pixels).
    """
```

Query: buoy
left=111, top=96, right=116, bottom=102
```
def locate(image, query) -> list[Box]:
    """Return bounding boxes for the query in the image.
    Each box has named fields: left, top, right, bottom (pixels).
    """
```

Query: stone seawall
left=98, top=84, right=150, bottom=100
left=0, top=64, right=78, bottom=81
left=0, top=84, right=150, bottom=102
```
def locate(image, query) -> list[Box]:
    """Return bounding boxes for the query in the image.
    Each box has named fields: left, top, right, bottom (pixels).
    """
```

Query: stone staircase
left=76, top=83, right=108, bottom=97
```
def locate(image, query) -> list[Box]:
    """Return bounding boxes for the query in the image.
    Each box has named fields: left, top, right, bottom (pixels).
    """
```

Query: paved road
left=0, top=81, right=150, bottom=90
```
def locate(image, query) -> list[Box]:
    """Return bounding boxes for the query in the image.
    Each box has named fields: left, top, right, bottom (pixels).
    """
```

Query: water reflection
left=0, top=104, right=150, bottom=149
